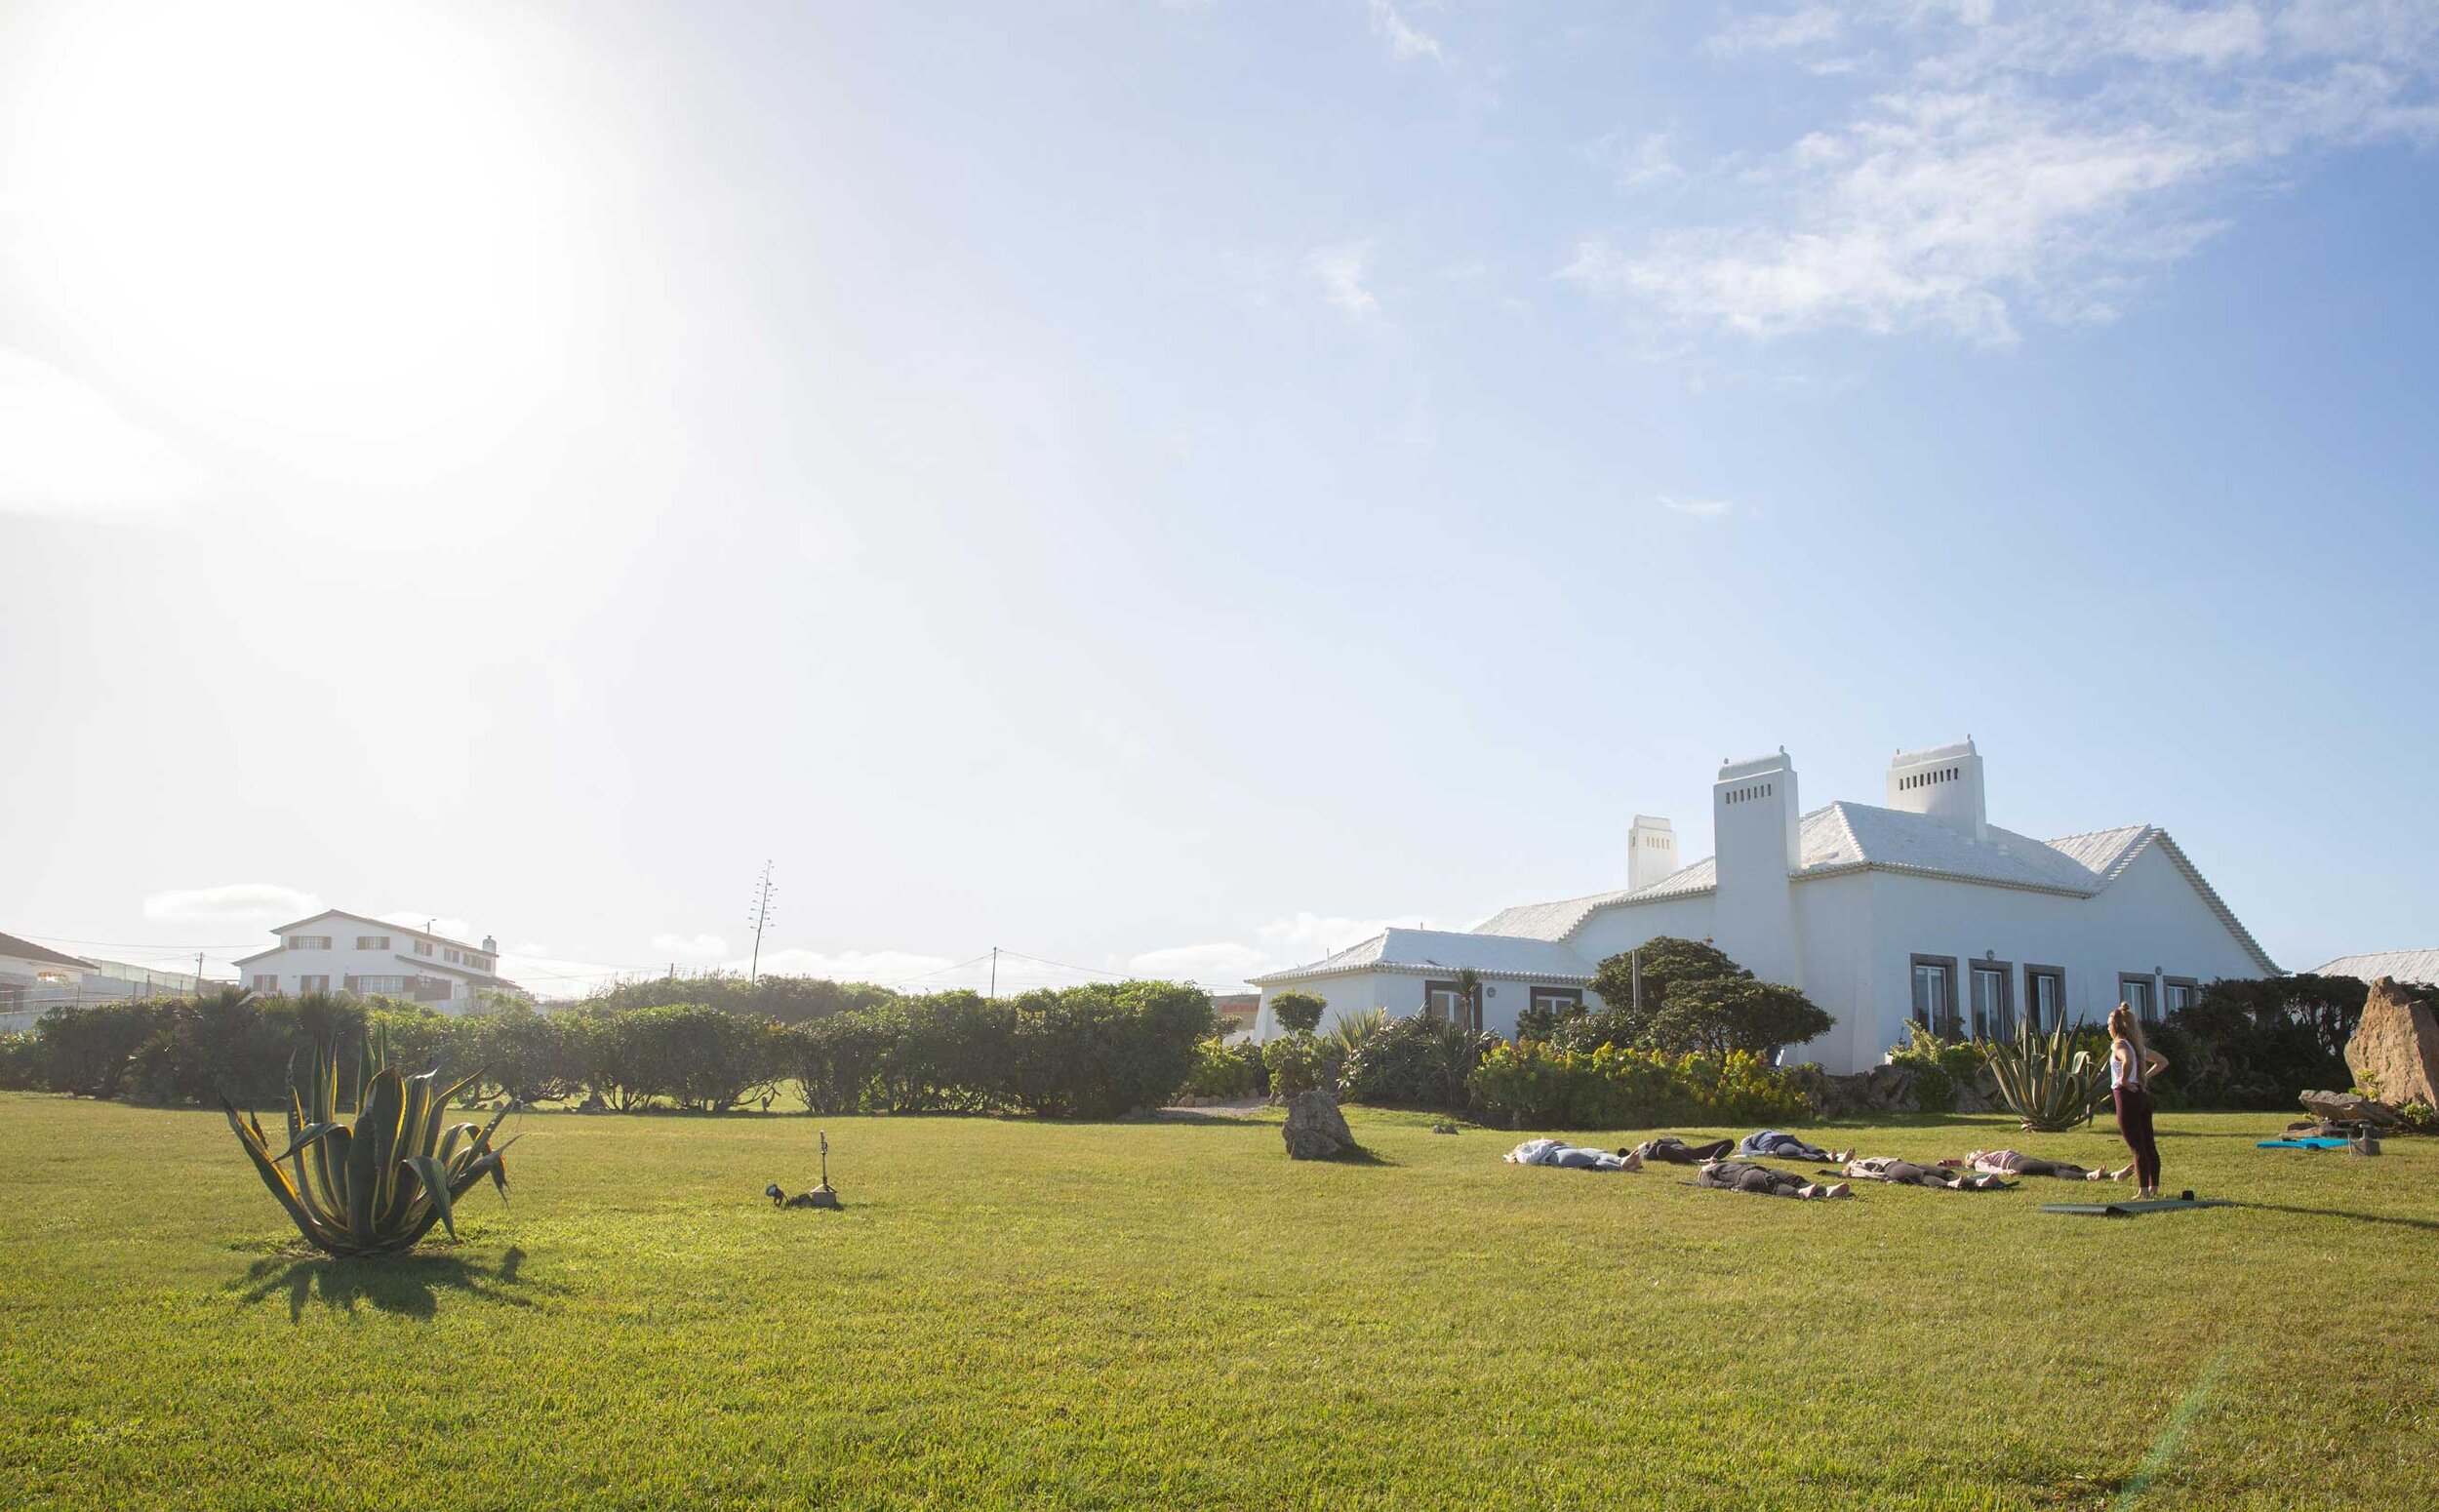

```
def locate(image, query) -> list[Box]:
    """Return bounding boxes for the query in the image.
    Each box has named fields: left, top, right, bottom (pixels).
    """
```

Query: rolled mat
left=2041, top=1199, right=2231, bottom=1217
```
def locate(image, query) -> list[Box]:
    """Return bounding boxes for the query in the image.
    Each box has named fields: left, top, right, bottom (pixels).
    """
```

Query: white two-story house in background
left=233, top=909, right=528, bottom=1012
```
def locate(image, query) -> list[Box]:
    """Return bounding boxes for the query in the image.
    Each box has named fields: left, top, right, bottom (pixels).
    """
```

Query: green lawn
left=2, top=1094, right=2434, bottom=1510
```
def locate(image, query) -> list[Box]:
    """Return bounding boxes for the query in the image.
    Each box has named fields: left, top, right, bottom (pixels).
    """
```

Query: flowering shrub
left=1468, top=1042, right=1810, bottom=1130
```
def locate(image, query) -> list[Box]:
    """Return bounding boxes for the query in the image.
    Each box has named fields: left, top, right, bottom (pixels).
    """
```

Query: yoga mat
left=2042, top=1199, right=2231, bottom=1217
left=2257, top=1137, right=2349, bottom=1149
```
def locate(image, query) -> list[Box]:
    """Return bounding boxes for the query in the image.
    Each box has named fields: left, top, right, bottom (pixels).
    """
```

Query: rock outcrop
left=1810, top=1064, right=1920, bottom=1119
left=2344, top=976, right=2439, bottom=1109
left=1281, top=1090, right=1355, bottom=1160
left=2299, top=1089, right=2404, bottom=1129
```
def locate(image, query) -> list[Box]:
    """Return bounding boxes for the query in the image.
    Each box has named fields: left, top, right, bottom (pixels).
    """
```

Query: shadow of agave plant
left=238, top=1245, right=537, bottom=1322
left=224, top=1025, right=519, bottom=1257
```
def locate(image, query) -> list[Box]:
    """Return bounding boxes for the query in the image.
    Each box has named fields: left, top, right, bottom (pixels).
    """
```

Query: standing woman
left=2108, top=1004, right=2170, bottom=1199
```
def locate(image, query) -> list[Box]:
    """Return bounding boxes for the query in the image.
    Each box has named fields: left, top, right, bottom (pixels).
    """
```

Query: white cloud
left=1569, top=2, right=2439, bottom=343
left=1368, top=0, right=1446, bottom=64
left=1126, top=910, right=1447, bottom=988
left=0, top=349, right=221, bottom=520
left=378, top=911, right=479, bottom=943
left=651, top=932, right=730, bottom=960
left=1659, top=495, right=1735, bottom=518
left=144, top=883, right=321, bottom=922
left=1708, top=5, right=1843, bottom=55
left=1306, top=240, right=1381, bottom=319
left=1592, top=128, right=1686, bottom=187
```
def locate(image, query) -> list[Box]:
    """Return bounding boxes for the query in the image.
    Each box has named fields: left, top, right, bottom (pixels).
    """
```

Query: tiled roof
left=1468, top=804, right=2277, bottom=975
left=1248, top=927, right=1593, bottom=986
left=0, top=931, right=98, bottom=973
left=2309, top=949, right=2439, bottom=986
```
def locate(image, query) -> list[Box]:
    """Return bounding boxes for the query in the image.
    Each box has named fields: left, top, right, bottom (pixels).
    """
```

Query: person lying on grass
left=1506, top=1137, right=1644, bottom=1171
left=1621, top=1135, right=1736, bottom=1165
left=1842, top=1156, right=2011, bottom=1191
left=1695, top=1159, right=1849, bottom=1200
left=1956, top=1149, right=2132, bottom=1182
left=1733, top=1130, right=1855, bottom=1163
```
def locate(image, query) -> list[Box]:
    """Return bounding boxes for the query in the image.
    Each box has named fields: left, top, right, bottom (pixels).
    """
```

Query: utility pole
left=989, top=946, right=998, bottom=1000
left=195, top=952, right=206, bottom=993
left=1630, top=947, right=1642, bottom=1016
left=746, top=859, right=777, bottom=984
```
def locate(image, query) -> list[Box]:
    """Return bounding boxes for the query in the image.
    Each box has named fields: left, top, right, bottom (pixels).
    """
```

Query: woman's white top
left=2110, top=1042, right=2141, bottom=1090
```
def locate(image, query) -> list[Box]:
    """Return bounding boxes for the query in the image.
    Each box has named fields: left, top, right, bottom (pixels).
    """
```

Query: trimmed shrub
left=1006, top=980, right=1216, bottom=1118
left=1270, top=992, right=1327, bottom=1035
left=1181, top=1036, right=1265, bottom=1099
left=1468, top=1042, right=1810, bottom=1130
left=0, top=1030, right=38, bottom=1090
left=1261, top=1033, right=1333, bottom=1097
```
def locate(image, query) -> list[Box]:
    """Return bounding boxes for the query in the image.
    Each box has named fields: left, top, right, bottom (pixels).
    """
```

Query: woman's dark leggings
left=2114, top=1087, right=2161, bottom=1190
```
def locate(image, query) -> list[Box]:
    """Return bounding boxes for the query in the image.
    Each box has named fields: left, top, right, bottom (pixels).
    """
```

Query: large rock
left=1810, top=1063, right=1920, bottom=1119
left=2344, top=976, right=2439, bottom=1109
left=2299, top=1089, right=2404, bottom=1129
left=1281, top=1090, right=1355, bottom=1160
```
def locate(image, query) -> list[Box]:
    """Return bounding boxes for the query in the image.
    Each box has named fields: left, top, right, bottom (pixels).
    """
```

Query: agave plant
left=224, top=1025, right=517, bottom=1256
left=1981, top=1018, right=2111, bottom=1133
left=1323, top=1007, right=1390, bottom=1059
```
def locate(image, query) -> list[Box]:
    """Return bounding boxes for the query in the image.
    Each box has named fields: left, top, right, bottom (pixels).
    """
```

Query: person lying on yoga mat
left=1844, top=1156, right=2010, bottom=1191
left=1506, top=1137, right=1644, bottom=1171
left=1695, top=1159, right=1849, bottom=1200
left=1622, top=1135, right=1736, bottom=1165
left=1733, top=1130, right=1855, bottom=1163
left=1960, top=1149, right=2132, bottom=1181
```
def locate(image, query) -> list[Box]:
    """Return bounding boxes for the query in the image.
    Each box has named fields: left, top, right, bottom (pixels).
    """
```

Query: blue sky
left=1, top=1, right=2433, bottom=995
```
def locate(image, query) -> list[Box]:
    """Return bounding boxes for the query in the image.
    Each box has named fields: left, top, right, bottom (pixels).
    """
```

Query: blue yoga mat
left=2257, top=1137, right=2349, bottom=1149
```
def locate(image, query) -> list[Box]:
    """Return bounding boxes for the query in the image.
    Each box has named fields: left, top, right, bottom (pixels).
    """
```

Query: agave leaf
left=270, top=1122, right=342, bottom=1164
left=224, top=1104, right=340, bottom=1249
left=405, top=1154, right=458, bottom=1242
left=358, top=1069, right=406, bottom=1230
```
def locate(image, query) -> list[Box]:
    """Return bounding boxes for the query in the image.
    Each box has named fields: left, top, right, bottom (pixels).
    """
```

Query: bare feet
left=1619, top=1149, right=1644, bottom=1172
left=1824, top=1181, right=1851, bottom=1199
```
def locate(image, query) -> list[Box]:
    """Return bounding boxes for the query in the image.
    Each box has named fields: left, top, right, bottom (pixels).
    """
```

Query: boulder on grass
left=2343, top=976, right=2439, bottom=1110
left=1281, top=1090, right=1354, bottom=1160
left=2299, top=1089, right=2403, bottom=1129
left=1810, top=1063, right=1919, bottom=1119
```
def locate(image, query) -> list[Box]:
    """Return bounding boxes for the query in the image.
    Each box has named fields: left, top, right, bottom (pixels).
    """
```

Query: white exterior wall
left=1255, top=970, right=1606, bottom=1042
left=1786, top=870, right=1879, bottom=1073
left=1856, top=847, right=2264, bottom=1069
left=1569, top=892, right=1720, bottom=970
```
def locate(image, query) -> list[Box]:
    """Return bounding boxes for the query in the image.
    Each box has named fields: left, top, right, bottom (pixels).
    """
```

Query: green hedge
left=1468, top=1042, right=1811, bottom=1130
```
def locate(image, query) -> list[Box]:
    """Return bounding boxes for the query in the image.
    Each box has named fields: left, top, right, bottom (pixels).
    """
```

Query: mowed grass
left=2, top=1095, right=2435, bottom=1510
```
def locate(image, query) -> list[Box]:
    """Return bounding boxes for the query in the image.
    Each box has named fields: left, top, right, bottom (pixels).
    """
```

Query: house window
left=298, top=975, right=331, bottom=994
left=1422, top=979, right=1481, bottom=1033
left=2120, top=975, right=2158, bottom=1023
left=287, top=935, right=332, bottom=950
left=344, top=975, right=407, bottom=996
left=2023, top=967, right=2064, bottom=1033
left=413, top=939, right=433, bottom=956
left=1528, top=985, right=1583, bottom=1015
left=1970, top=962, right=2014, bottom=1040
left=446, top=948, right=462, bottom=964
left=355, top=935, right=391, bottom=951
left=2163, top=977, right=2200, bottom=1016
left=1910, top=955, right=1959, bottom=1039
left=251, top=975, right=279, bottom=993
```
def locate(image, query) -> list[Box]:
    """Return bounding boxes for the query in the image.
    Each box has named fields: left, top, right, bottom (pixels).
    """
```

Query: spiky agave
left=1980, top=1017, right=2111, bottom=1134
left=224, top=1024, right=518, bottom=1256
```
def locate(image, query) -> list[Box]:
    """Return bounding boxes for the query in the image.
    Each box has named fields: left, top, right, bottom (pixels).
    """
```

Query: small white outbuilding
left=1248, top=738, right=2275, bottom=1075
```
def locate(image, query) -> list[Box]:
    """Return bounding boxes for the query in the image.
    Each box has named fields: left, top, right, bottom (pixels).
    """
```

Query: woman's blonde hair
left=2108, top=1003, right=2147, bottom=1091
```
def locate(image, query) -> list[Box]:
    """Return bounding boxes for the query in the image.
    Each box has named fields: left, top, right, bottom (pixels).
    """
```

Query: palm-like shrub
left=224, top=1029, right=516, bottom=1256
left=1980, top=1019, right=2110, bottom=1133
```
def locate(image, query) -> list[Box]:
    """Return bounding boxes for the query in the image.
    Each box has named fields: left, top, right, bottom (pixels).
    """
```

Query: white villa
left=233, top=909, right=528, bottom=1011
left=1247, top=739, right=2276, bottom=1075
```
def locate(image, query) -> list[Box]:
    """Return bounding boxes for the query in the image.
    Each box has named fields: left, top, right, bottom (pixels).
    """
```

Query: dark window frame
left=1527, top=984, right=1583, bottom=1015
left=2119, top=973, right=2161, bottom=1023
left=1910, top=954, right=1961, bottom=1039
left=2022, top=965, right=2065, bottom=1033
left=1968, top=958, right=2015, bottom=1040
left=2162, top=975, right=2201, bottom=1016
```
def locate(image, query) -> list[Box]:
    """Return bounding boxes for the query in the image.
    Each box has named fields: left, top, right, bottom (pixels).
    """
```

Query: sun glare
left=5, top=1, right=580, bottom=449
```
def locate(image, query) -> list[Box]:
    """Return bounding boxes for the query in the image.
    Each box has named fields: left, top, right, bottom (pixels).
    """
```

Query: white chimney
left=1887, top=737, right=1986, bottom=841
left=1627, top=815, right=1678, bottom=893
left=1709, top=747, right=1802, bottom=985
